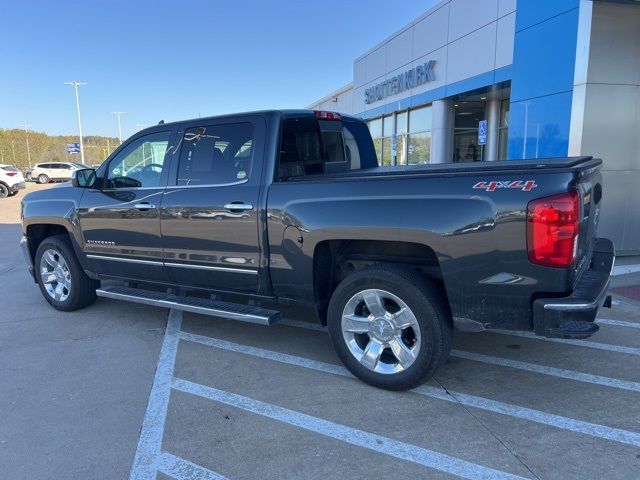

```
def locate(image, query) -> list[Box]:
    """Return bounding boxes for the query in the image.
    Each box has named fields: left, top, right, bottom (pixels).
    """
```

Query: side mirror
left=71, top=168, right=97, bottom=188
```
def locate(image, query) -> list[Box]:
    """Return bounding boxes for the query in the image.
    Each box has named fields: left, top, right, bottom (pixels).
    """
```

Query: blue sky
left=0, top=0, right=437, bottom=138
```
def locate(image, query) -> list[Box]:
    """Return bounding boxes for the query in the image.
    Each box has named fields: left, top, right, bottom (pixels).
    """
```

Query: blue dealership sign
left=478, top=120, right=487, bottom=146
left=66, top=142, right=80, bottom=154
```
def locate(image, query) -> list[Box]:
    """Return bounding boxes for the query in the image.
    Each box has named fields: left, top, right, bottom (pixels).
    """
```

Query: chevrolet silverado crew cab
left=20, top=110, right=614, bottom=390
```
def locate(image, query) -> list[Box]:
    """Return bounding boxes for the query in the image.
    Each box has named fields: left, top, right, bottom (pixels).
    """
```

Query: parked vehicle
left=19, top=110, right=614, bottom=390
left=0, top=164, right=26, bottom=198
left=30, top=162, right=90, bottom=184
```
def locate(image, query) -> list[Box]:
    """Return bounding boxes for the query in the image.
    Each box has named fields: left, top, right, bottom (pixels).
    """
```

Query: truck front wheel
left=327, top=265, right=452, bottom=390
left=35, top=235, right=99, bottom=311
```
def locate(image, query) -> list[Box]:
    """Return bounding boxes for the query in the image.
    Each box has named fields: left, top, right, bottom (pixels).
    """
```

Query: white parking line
left=279, top=319, right=640, bottom=391
left=281, top=318, right=640, bottom=357
left=598, top=318, right=640, bottom=329
left=129, top=309, right=183, bottom=480
left=156, top=452, right=229, bottom=480
left=491, top=330, right=640, bottom=357
left=179, top=331, right=640, bottom=448
left=172, top=378, right=529, bottom=480
left=451, top=349, right=640, bottom=393
left=129, top=310, right=228, bottom=480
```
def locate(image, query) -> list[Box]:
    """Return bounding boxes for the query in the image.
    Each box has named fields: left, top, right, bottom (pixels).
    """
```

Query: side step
left=547, top=320, right=600, bottom=339
left=96, top=285, right=281, bottom=326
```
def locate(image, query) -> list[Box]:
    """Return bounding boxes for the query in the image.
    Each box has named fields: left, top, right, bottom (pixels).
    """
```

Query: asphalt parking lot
left=1, top=184, right=640, bottom=480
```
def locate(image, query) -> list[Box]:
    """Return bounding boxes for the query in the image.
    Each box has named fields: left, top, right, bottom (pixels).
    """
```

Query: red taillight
left=5, top=172, right=17, bottom=177
left=527, top=191, right=580, bottom=267
left=315, top=111, right=342, bottom=121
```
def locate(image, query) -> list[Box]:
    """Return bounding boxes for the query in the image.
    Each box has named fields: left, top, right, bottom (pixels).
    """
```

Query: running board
left=96, top=286, right=281, bottom=326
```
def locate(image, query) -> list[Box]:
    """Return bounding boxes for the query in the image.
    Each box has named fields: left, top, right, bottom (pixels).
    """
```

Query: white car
left=0, top=164, right=26, bottom=198
left=31, top=162, right=90, bottom=184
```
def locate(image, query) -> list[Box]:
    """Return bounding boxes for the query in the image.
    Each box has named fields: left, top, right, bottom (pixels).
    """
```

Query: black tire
left=327, top=265, right=452, bottom=391
left=37, top=174, right=49, bottom=184
left=35, top=235, right=99, bottom=311
left=0, top=183, right=8, bottom=198
left=8, top=190, right=18, bottom=197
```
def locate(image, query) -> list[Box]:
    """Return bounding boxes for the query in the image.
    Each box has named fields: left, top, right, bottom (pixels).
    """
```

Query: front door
left=78, top=129, right=175, bottom=282
left=160, top=118, right=264, bottom=292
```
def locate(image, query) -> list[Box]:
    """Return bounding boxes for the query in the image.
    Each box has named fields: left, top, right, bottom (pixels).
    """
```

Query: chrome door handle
left=224, top=203, right=253, bottom=211
left=134, top=203, right=156, bottom=210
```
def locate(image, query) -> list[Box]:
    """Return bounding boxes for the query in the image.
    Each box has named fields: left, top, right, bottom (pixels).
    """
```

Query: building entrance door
left=453, top=101, right=486, bottom=163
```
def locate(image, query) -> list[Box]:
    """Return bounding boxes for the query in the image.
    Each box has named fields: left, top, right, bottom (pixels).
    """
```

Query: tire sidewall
left=35, top=236, right=89, bottom=311
left=327, top=267, right=446, bottom=390
left=0, top=183, right=8, bottom=198
left=38, top=174, right=49, bottom=184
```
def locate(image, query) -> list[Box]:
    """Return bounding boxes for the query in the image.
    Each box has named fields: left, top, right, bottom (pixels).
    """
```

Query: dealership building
left=309, top=0, right=640, bottom=254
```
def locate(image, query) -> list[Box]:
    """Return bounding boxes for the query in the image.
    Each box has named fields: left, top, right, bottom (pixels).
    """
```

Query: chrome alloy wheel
left=40, top=249, right=72, bottom=302
left=341, top=289, right=421, bottom=374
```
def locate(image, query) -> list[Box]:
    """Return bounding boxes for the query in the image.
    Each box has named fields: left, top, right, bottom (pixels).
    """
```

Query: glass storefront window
left=407, top=106, right=432, bottom=164
left=498, top=99, right=510, bottom=160
left=372, top=138, right=383, bottom=166
left=368, top=118, right=383, bottom=165
left=382, top=138, right=392, bottom=166
left=368, top=118, right=382, bottom=139
left=409, top=106, right=432, bottom=133
left=396, top=111, right=408, bottom=135
left=396, top=134, right=407, bottom=165
left=408, top=132, right=431, bottom=164
left=383, top=115, right=393, bottom=136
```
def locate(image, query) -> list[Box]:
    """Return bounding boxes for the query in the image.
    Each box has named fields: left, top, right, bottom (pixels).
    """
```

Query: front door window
left=106, top=132, right=171, bottom=188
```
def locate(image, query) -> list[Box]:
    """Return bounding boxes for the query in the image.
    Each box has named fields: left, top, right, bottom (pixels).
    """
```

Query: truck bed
left=279, top=156, right=602, bottom=182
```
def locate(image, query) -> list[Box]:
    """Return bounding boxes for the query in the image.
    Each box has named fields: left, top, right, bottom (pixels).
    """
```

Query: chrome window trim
left=167, top=178, right=249, bottom=189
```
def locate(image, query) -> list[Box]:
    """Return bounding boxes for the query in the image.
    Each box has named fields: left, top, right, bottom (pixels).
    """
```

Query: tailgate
left=572, top=163, right=604, bottom=285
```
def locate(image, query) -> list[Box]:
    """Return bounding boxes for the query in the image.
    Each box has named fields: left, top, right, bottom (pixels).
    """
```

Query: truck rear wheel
left=327, top=265, right=452, bottom=390
left=35, top=235, right=99, bottom=311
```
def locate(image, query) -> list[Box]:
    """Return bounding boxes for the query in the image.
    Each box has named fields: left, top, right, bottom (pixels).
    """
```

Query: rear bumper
left=533, top=238, right=615, bottom=339
left=10, top=181, right=26, bottom=192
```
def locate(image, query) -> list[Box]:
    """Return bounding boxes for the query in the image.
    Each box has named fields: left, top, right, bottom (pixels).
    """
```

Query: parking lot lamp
left=64, top=81, right=87, bottom=164
left=111, top=112, right=126, bottom=143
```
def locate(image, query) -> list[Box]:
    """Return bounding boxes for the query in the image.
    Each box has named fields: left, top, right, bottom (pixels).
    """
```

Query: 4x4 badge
left=473, top=180, right=538, bottom=192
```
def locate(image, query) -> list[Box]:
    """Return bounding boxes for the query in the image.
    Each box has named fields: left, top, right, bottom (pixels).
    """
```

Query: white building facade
left=309, top=0, right=640, bottom=254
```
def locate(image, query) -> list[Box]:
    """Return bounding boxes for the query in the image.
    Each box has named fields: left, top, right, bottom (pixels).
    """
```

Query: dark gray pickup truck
left=20, top=110, right=614, bottom=390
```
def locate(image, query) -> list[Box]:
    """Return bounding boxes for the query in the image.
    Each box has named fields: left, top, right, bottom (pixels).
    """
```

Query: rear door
left=78, top=129, right=176, bottom=282
left=160, top=116, right=265, bottom=292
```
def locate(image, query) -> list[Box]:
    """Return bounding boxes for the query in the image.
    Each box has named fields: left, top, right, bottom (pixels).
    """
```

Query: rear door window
left=176, top=122, right=254, bottom=186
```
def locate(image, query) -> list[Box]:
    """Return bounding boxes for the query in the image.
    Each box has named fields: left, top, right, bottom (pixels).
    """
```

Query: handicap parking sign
left=478, top=120, right=487, bottom=146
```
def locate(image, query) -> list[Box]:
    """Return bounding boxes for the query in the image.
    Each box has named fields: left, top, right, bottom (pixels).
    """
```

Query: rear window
left=277, top=116, right=377, bottom=180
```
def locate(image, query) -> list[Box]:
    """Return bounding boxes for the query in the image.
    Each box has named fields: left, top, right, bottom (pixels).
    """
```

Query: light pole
left=111, top=111, right=126, bottom=143
left=64, top=81, right=87, bottom=164
left=11, top=141, right=16, bottom=164
left=19, top=124, right=32, bottom=169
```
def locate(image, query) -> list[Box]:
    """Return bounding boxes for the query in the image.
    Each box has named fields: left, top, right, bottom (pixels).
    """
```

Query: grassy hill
left=0, top=128, right=119, bottom=169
